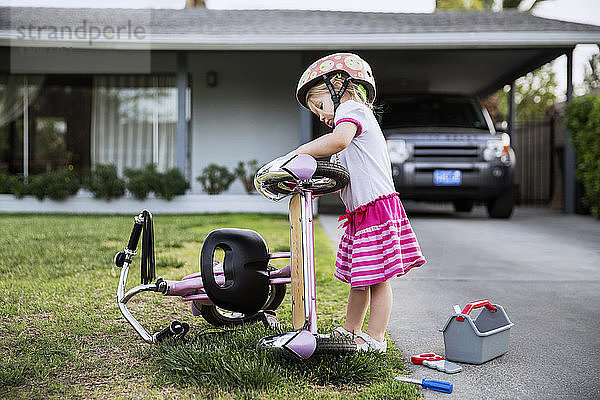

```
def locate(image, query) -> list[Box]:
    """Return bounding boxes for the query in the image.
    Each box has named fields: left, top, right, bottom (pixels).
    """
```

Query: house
left=1, top=7, right=599, bottom=213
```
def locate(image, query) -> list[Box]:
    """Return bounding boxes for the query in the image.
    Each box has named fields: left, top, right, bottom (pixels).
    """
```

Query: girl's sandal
left=330, top=326, right=358, bottom=339
left=355, top=332, right=387, bottom=353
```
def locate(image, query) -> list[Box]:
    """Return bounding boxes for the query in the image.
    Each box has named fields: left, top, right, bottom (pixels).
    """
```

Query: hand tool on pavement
left=395, top=377, right=453, bottom=394
left=411, top=353, right=462, bottom=374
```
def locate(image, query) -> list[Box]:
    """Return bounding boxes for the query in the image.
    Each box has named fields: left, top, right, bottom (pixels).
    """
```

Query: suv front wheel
left=487, top=186, right=514, bottom=219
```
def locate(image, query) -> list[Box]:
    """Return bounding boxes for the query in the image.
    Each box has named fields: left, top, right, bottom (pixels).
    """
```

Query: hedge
left=1, top=164, right=190, bottom=201
left=565, top=94, right=600, bottom=217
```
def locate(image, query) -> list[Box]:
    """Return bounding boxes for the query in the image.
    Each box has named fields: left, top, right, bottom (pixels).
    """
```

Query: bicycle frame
left=117, top=155, right=321, bottom=343
left=116, top=227, right=292, bottom=343
left=289, top=189, right=318, bottom=333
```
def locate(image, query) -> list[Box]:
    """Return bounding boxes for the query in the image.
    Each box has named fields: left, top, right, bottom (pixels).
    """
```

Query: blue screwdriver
left=395, top=376, right=453, bottom=394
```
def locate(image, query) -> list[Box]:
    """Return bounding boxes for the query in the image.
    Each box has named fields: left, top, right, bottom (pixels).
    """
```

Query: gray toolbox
left=440, top=300, right=514, bottom=364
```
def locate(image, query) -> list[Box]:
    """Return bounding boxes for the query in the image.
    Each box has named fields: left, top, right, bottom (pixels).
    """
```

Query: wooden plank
left=289, top=193, right=305, bottom=330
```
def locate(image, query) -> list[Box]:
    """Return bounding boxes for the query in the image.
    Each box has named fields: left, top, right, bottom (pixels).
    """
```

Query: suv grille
left=412, top=145, right=480, bottom=162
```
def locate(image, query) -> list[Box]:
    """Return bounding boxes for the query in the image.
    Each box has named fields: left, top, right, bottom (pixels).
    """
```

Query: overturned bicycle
left=115, top=154, right=357, bottom=359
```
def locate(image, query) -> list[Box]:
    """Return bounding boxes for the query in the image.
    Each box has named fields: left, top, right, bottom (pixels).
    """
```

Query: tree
left=436, top=0, right=548, bottom=11
left=502, top=0, right=548, bottom=11
left=502, top=0, right=521, bottom=8
left=512, top=63, right=557, bottom=119
left=437, top=0, right=558, bottom=121
left=487, top=63, right=558, bottom=122
left=185, top=0, right=206, bottom=7
left=582, top=52, right=600, bottom=94
left=436, top=0, right=491, bottom=10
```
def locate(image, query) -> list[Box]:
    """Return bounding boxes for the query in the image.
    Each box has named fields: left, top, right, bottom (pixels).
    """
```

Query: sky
left=3, top=0, right=599, bottom=98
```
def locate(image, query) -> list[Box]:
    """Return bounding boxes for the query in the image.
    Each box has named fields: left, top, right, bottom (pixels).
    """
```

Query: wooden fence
left=512, top=116, right=555, bottom=205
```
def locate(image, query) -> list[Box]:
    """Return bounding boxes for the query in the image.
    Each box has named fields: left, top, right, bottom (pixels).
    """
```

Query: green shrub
left=0, top=174, right=10, bottom=194
left=83, top=164, right=126, bottom=200
left=234, top=159, right=259, bottom=194
left=565, top=94, right=600, bottom=217
left=197, top=164, right=235, bottom=195
left=124, top=164, right=189, bottom=200
left=0, top=174, right=28, bottom=198
left=10, top=177, right=29, bottom=199
left=28, top=168, right=80, bottom=201
left=155, top=168, right=189, bottom=200
left=124, top=164, right=156, bottom=200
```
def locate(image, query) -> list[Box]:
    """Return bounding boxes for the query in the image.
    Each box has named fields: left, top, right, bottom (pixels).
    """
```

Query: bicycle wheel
left=196, top=282, right=286, bottom=327
left=269, top=161, right=349, bottom=197
left=313, top=336, right=357, bottom=355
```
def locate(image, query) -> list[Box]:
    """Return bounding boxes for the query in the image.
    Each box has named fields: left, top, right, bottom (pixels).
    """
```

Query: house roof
left=1, top=7, right=599, bottom=50
left=1, top=7, right=598, bottom=96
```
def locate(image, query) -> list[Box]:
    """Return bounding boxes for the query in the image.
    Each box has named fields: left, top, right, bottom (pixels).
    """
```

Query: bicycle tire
left=269, top=161, right=349, bottom=196
left=196, top=282, right=286, bottom=327
left=313, top=336, right=357, bottom=355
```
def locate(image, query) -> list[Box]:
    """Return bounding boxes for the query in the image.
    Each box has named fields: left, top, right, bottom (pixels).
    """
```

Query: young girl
left=287, top=53, right=426, bottom=352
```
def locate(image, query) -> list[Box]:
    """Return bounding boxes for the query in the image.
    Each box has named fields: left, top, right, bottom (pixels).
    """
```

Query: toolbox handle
left=456, top=300, right=497, bottom=321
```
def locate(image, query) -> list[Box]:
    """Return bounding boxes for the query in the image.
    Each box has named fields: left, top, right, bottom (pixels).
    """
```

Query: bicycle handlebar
left=117, top=210, right=173, bottom=344
left=127, top=220, right=143, bottom=252
left=154, top=321, right=189, bottom=343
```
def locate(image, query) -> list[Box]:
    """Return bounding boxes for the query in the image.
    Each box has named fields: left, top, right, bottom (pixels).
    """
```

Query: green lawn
left=0, top=213, right=422, bottom=399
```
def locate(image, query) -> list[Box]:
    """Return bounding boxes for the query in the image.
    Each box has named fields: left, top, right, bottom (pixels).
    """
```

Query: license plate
left=433, top=170, right=462, bottom=186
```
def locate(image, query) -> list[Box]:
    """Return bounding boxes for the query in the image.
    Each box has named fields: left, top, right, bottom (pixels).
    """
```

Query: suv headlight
left=483, top=133, right=511, bottom=164
left=387, top=140, right=409, bottom=163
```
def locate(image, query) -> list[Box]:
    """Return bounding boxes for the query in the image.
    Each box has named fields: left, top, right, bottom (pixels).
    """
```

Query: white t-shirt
left=331, top=100, right=396, bottom=212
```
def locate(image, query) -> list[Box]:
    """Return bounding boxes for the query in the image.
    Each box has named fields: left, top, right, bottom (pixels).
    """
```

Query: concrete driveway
left=319, top=203, right=600, bottom=400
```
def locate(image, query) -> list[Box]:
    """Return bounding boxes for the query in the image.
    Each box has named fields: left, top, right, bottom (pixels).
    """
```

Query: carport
left=292, top=11, right=600, bottom=213
left=2, top=8, right=600, bottom=211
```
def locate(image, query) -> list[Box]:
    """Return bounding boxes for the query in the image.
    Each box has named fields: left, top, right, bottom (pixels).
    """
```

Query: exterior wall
left=2, top=47, right=306, bottom=198
left=6, top=47, right=176, bottom=74
left=189, top=51, right=303, bottom=194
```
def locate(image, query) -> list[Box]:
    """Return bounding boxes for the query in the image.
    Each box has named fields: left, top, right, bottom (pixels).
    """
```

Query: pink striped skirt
left=334, top=193, right=426, bottom=289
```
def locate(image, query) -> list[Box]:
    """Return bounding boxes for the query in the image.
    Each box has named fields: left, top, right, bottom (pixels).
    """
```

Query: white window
left=91, top=75, right=177, bottom=175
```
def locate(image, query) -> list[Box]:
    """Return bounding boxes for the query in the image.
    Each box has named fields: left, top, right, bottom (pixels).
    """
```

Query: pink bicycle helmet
left=296, top=52, right=376, bottom=112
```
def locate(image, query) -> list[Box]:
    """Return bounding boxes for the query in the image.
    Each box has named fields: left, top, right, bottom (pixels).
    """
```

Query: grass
left=0, top=213, right=422, bottom=399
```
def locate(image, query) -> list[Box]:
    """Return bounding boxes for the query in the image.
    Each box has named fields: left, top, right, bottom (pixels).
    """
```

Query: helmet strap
left=323, top=74, right=352, bottom=113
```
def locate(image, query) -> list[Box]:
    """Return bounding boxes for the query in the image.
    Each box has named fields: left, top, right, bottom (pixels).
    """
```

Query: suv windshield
left=381, top=96, right=488, bottom=130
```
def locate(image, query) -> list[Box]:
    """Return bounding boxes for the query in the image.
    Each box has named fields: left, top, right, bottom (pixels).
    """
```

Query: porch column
left=23, top=76, right=29, bottom=181
left=508, top=81, right=515, bottom=136
left=564, top=48, right=575, bottom=213
left=176, top=52, right=189, bottom=177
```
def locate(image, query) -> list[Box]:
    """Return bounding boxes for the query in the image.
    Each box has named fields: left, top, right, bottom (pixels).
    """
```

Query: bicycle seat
left=200, top=228, right=270, bottom=314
